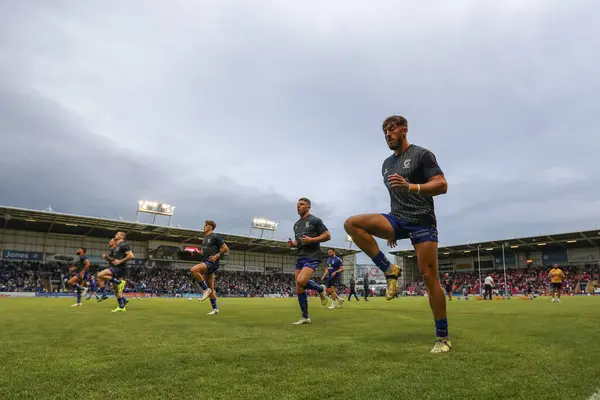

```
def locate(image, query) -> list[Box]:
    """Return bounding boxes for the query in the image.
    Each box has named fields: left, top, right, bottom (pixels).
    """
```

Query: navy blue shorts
left=296, top=258, right=321, bottom=271
left=205, top=261, right=220, bottom=275
left=382, top=214, right=438, bottom=245
left=109, top=267, right=123, bottom=278
left=326, top=275, right=340, bottom=288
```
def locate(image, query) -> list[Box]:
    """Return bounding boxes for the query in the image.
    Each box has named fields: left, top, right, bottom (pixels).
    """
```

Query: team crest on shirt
left=403, top=159, right=411, bottom=168
left=305, top=221, right=310, bottom=227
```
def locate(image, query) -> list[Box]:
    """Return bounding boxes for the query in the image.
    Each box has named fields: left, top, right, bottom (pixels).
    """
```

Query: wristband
left=417, top=184, right=421, bottom=194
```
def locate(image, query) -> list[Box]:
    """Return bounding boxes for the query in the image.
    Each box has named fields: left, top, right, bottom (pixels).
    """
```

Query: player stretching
left=189, top=220, right=229, bottom=315
left=67, top=248, right=90, bottom=307
left=443, top=273, right=453, bottom=301
left=288, top=198, right=330, bottom=325
left=321, top=249, right=345, bottom=309
left=97, top=232, right=134, bottom=312
left=96, top=239, right=116, bottom=302
left=344, top=115, right=451, bottom=353
left=85, top=276, right=100, bottom=300
left=548, top=264, right=565, bottom=303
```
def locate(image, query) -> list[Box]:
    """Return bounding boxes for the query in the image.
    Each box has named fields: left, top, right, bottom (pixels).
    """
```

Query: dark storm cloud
left=0, top=85, right=328, bottom=240
left=1, top=0, right=599, bottom=251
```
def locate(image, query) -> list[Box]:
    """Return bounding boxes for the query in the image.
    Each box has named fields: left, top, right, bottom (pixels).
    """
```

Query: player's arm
left=216, top=243, right=229, bottom=259
left=410, top=150, right=447, bottom=196
left=333, top=259, right=345, bottom=275
left=301, top=219, right=331, bottom=244
left=113, top=245, right=134, bottom=265
left=210, top=237, right=229, bottom=262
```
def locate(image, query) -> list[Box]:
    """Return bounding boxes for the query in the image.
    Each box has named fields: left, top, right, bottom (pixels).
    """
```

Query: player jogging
left=189, top=220, right=229, bottom=315
left=288, top=198, right=330, bottom=325
left=321, top=249, right=345, bottom=309
left=443, top=273, right=453, bottom=301
left=97, top=232, right=134, bottom=312
left=85, top=275, right=100, bottom=300
left=67, top=248, right=90, bottom=307
left=96, top=239, right=116, bottom=302
left=344, top=115, right=451, bottom=353
left=548, top=264, right=565, bottom=303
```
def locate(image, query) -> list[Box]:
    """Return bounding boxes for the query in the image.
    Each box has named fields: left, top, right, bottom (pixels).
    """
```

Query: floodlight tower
left=136, top=200, right=175, bottom=226
left=249, top=218, right=278, bottom=239
left=346, top=234, right=354, bottom=249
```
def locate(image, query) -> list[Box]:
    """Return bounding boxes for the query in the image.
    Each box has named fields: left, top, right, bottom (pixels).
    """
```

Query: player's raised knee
left=344, top=215, right=358, bottom=233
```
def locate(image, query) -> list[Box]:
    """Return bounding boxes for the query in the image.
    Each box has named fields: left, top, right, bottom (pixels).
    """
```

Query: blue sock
left=435, top=318, right=449, bottom=338
left=304, top=294, right=309, bottom=318
left=305, top=280, right=323, bottom=292
left=118, top=297, right=126, bottom=309
left=110, top=277, right=121, bottom=285
left=372, top=251, right=391, bottom=273
left=76, top=290, right=82, bottom=303
left=210, top=298, right=217, bottom=310
left=297, top=292, right=308, bottom=318
left=73, top=283, right=85, bottom=291
left=198, top=280, right=209, bottom=291
left=100, top=286, right=106, bottom=296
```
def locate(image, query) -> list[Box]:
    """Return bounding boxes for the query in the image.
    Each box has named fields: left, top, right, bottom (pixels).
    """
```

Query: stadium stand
left=393, top=230, right=600, bottom=296
left=0, top=206, right=360, bottom=297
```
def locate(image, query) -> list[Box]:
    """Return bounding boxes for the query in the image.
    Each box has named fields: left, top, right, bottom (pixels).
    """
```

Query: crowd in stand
left=0, top=261, right=297, bottom=297
left=2, top=260, right=599, bottom=297
left=124, top=267, right=296, bottom=297
left=405, top=264, right=600, bottom=296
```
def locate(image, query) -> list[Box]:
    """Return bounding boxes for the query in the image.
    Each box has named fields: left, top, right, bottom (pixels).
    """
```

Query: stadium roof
left=390, top=229, right=600, bottom=257
left=0, top=206, right=360, bottom=257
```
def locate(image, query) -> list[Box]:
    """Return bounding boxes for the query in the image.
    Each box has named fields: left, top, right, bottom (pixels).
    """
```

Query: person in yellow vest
left=548, top=264, right=565, bottom=303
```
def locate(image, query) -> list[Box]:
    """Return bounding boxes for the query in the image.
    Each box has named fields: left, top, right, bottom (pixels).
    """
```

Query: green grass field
left=1, top=296, right=599, bottom=400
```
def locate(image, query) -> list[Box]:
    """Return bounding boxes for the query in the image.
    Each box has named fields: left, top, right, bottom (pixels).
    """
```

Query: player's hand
left=287, top=239, right=297, bottom=247
left=111, top=259, right=120, bottom=266
left=301, top=235, right=314, bottom=244
left=208, top=255, right=219, bottom=262
left=387, top=174, right=410, bottom=191
left=103, top=253, right=108, bottom=259
left=78, top=272, right=84, bottom=279
left=387, top=238, right=397, bottom=248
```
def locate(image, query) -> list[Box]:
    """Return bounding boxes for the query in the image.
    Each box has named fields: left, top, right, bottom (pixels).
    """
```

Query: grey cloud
left=0, top=85, right=341, bottom=242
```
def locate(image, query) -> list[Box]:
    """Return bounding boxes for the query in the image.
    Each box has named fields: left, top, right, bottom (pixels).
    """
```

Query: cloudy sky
left=1, top=0, right=599, bottom=256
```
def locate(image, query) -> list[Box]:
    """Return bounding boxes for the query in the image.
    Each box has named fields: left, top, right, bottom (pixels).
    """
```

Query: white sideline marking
left=588, top=389, right=600, bottom=400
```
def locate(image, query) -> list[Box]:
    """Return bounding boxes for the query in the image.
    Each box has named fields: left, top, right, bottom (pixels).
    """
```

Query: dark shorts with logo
left=205, top=260, right=220, bottom=275
left=296, top=258, right=321, bottom=271
left=382, top=214, right=438, bottom=245
left=109, top=267, right=124, bottom=278
left=326, top=275, right=340, bottom=288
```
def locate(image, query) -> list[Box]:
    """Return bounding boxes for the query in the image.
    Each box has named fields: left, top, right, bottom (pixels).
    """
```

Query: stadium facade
left=0, top=206, right=360, bottom=286
left=392, top=230, right=600, bottom=285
